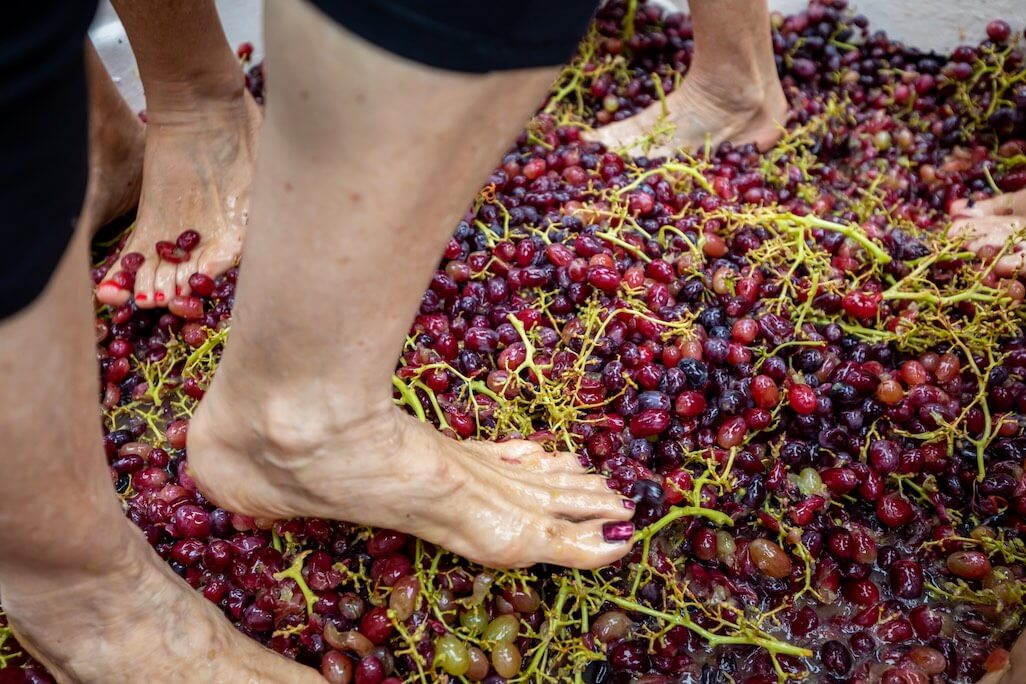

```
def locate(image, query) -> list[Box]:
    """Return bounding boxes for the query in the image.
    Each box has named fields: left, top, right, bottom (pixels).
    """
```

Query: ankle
left=683, top=62, right=781, bottom=113
left=189, top=380, right=411, bottom=524
left=1, top=526, right=153, bottom=609
left=142, top=71, right=250, bottom=124
left=198, top=372, right=398, bottom=468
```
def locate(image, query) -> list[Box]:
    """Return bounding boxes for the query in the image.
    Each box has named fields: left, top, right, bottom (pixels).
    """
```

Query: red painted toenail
left=175, top=286, right=182, bottom=296
left=623, top=499, right=636, bottom=510
left=136, top=293, right=148, bottom=302
left=155, top=292, right=165, bottom=303
left=603, top=521, right=635, bottom=543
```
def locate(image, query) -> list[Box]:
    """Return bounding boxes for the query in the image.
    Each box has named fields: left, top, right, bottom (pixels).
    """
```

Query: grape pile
left=4, top=1, right=1026, bottom=682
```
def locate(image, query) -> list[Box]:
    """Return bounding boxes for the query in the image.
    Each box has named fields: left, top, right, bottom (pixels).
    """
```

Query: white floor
left=90, top=0, right=1025, bottom=111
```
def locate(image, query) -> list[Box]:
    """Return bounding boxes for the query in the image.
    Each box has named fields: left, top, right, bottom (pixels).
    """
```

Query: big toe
left=532, top=518, right=634, bottom=570
left=95, top=274, right=132, bottom=307
left=543, top=486, right=635, bottom=522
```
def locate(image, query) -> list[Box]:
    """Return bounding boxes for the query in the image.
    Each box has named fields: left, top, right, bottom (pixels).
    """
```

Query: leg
left=82, top=40, right=144, bottom=233
left=586, top=0, right=788, bottom=155
left=189, top=0, right=634, bottom=570
left=95, top=0, right=259, bottom=309
left=0, top=7, right=319, bottom=683
left=1, top=232, right=323, bottom=684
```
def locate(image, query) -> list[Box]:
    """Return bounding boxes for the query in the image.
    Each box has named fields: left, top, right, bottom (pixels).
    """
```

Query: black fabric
left=307, top=0, right=599, bottom=72
left=0, top=2, right=97, bottom=320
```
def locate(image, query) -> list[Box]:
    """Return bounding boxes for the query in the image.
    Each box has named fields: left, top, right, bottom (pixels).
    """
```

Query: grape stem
left=596, top=594, right=813, bottom=658
left=272, top=550, right=318, bottom=617
left=796, top=214, right=891, bottom=264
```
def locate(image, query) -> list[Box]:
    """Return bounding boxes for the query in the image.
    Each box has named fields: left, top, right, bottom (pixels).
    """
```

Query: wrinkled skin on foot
left=96, top=91, right=260, bottom=308
left=188, top=393, right=635, bottom=570
left=951, top=189, right=1026, bottom=277
left=584, top=68, right=789, bottom=157
left=1, top=532, right=322, bottom=684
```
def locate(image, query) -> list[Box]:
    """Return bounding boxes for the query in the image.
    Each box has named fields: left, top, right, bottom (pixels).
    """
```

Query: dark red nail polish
left=603, top=521, right=634, bottom=543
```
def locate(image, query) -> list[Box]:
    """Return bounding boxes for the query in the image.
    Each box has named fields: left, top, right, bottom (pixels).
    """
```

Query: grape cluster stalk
left=4, top=1, right=1026, bottom=683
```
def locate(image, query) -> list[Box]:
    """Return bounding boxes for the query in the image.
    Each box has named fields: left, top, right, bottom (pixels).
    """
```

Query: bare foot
left=1, top=529, right=321, bottom=684
left=188, top=393, right=635, bottom=570
left=951, top=189, right=1026, bottom=277
left=84, top=112, right=144, bottom=232
left=82, top=42, right=144, bottom=232
left=96, top=89, right=260, bottom=308
left=584, top=67, right=788, bottom=157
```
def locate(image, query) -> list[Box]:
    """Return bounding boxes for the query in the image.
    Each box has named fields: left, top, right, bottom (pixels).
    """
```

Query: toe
left=482, top=442, right=588, bottom=474
left=153, top=260, right=177, bottom=306
left=543, top=487, right=635, bottom=522
left=95, top=272, right=131, bottom=307
left=131, top=257, right=159, bottom=309
left=950, top=198, right=984, bottom=218
left=197, top=240, right=241, bottom=278
left=545, top=471, right=617, bottom=493
left=543, top=450, right=591, bottom=473
left=950, top=217, right=976, bottom=238
left=963, top=193, right=1015, bottom=218
left=176, top=250, right=203, bottom=296
left=957, top=216, right=1023, bottom=252
left=994, top=253, right=1026, bottom=278
left=534, top=518, right=634, bottom=570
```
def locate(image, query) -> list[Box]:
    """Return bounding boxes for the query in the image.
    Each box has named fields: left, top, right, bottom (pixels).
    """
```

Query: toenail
left=136, top=293, right=148, bottom=302
left=603, top=521, right=635, bottom=542
left=623, top=499, right=635, bottom=510
left=175, top=286, right=182, bottom=296
left=155, top=292, right=166, bottom=302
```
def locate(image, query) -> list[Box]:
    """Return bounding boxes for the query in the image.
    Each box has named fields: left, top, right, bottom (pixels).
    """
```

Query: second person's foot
left=585, top=67, right=788, bottom=157
left=96, top=87, right=260, bottom=308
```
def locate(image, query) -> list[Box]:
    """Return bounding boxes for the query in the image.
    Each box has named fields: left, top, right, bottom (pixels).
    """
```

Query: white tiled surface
left=91, top=0, right=1025, bottom=110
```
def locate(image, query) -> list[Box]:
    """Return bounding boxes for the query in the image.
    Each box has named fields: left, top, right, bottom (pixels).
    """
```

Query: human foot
left=82, top=42, right=144, bottom=233
left=951, top=189, right=1026, bottom=276
left=1, top=529, right=321, bottom=684
left=96, top=89, right=260, bottom=308
left=584, top=67, right=788, bottom=157
left=952, top=187, right=1026, bottom=220
left=188, top=394, right=635, bottom=570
